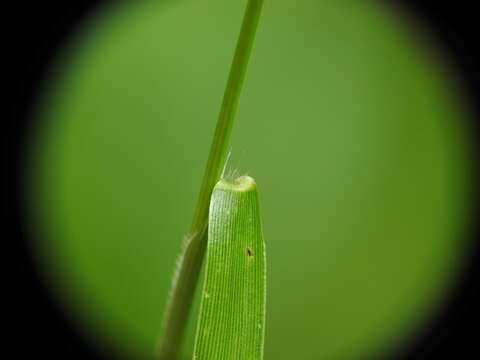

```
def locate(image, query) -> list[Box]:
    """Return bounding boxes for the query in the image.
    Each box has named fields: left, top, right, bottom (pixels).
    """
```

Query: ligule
left=194, top=176, right=266, bottom=360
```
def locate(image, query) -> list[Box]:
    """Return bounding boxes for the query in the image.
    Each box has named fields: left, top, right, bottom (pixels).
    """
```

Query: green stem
left=156, top=1, right=264, bottom=359
left=190, top=0, right=265, bottom=232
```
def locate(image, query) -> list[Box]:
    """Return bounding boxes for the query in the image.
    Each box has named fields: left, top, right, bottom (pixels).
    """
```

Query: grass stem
left=156, top=1, right=264, bottom=358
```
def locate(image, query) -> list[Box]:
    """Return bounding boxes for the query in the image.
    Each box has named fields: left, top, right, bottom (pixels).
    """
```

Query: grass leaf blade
left=194, top=176, right=266, bottom=360
left=157, top=1, right=264, bottom=358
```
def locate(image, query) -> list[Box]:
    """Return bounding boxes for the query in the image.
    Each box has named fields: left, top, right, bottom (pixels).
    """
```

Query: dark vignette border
left=9, top=2, right=116, bottom=359
left=388, top=1, right=479, bottom=359
left=7, top=1, right=479, bottom=359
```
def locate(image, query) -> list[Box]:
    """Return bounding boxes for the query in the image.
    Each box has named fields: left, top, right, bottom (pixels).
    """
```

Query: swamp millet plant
left=156, top=1, right=265, bottom=359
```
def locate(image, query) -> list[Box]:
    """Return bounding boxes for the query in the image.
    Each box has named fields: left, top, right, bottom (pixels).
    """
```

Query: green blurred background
left=31, top=0, right=470, bottom=358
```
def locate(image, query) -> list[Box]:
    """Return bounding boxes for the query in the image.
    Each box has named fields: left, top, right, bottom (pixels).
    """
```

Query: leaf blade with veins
left=194, top=176, right=266, bottom=360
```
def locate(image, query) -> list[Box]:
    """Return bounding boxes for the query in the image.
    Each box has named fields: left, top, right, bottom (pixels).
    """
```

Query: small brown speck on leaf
left=247, top=248, right=253, bottom=258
